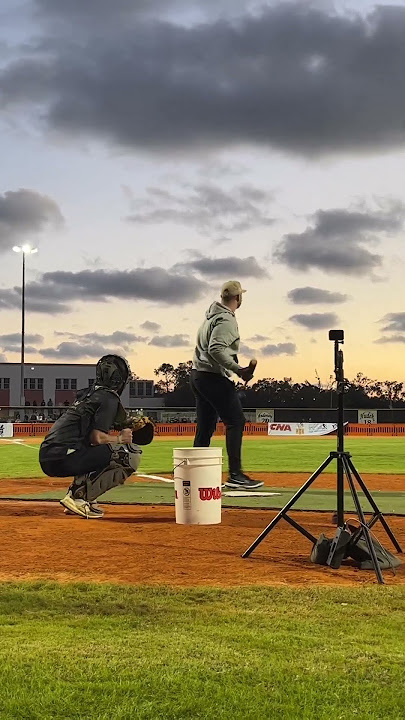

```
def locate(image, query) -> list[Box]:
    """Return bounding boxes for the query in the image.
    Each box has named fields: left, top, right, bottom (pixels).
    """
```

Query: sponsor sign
left=358, top=410, right=377, bottom=425
left=0, top=423, right=13, bottom=438
left=268, top=422, right=340, bottom=436
left=256, top=408, right=274, bottom=423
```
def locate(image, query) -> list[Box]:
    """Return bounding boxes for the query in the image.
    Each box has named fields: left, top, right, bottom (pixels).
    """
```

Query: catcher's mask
left=95, top=355, right=133, bottom=395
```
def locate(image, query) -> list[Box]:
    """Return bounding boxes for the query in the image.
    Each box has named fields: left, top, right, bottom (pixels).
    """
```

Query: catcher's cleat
left=64, top=498, right=104, bottom=517
left=60, top=493, right=103, bottom=519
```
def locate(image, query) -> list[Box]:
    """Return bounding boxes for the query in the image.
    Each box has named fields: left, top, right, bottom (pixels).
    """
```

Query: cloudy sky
left=1, top=0, right=405, bottom=383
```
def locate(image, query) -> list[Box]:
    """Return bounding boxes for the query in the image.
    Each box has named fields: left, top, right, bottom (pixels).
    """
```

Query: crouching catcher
left=39, top=354, right=154, bottom=519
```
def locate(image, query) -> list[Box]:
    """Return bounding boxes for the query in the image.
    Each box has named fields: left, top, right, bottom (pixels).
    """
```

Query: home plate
left=223, top=491, right=281, bottom=497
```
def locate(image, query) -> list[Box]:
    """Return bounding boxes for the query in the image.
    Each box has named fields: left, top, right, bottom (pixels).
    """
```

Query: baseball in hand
left=249, top=358, right=257, bottom=372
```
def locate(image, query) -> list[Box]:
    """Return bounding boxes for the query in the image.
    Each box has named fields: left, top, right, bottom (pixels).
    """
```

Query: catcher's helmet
left=95, top=355, right=132, bottom=395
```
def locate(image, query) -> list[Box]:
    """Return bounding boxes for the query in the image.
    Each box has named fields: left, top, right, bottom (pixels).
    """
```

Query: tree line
left=153, top=362, right=405, bottom=409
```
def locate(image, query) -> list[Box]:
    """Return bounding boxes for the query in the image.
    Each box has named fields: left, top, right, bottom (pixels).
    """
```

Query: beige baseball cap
left=221, top=280, right=247, bottom=298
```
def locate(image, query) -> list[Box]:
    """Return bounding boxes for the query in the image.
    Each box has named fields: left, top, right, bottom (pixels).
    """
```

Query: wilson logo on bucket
left=198, top=487, right=222, bottom=501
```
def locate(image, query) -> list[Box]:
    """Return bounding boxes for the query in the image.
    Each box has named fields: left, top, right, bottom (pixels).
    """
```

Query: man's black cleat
left=224, top=472, right=264, bottom=490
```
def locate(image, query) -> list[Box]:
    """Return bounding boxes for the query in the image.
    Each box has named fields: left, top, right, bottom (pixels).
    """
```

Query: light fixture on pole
left=12, top=245, right=38, bottom=407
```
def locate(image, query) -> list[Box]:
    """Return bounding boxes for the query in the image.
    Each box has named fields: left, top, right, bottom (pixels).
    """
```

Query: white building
left=0, top=362, right=163, bottom=413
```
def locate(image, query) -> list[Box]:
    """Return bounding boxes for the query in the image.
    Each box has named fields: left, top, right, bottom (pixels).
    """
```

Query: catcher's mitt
left=130, top=415, right=155, bottom=445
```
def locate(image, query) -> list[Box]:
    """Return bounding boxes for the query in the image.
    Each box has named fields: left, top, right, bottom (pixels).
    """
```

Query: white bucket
left=173, top=447, right=222, bottom=525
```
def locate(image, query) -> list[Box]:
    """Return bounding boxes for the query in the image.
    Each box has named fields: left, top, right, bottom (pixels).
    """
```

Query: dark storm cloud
left=128, top=184, right=274, bottom=234
left=274, top=204, right=405, bottom=275
left=287, top=287, right=348, bottom=305
left=148, top=334, right=190, bottom=348
left=0, top=189, right=64, bottom=253
left=290, top=313, right=339, bottom=330
left=173, top=254, right=268, bottom=279
left=2, top=4, right=405, bottom=156
left=261, top=342, right=296, bottom=357
left=140, top=321, right=161, bottom=332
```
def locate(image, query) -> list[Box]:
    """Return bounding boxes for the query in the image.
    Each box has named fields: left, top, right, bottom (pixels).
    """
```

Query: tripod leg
left=336, top=454, right=344, bottom=526
left=242, top=455, right=334, bottom=558
left=342, top=456, right=384, bottom=584
left=346, top=457, right=403, bottom=554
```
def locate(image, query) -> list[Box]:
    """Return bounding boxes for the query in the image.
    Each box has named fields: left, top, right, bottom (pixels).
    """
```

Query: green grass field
left=0, top=582, right=404, bottom=720
left=1, top=436, right=405, bottom=478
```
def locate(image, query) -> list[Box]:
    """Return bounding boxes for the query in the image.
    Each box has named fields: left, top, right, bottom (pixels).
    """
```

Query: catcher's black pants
left=190, top=370, right=245, bottom=474
left=39, top=444, right=112, bottom=478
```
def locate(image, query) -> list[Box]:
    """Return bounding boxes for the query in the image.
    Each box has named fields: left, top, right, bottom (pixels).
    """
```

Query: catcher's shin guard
left=75, top=444, right=142, bottom=503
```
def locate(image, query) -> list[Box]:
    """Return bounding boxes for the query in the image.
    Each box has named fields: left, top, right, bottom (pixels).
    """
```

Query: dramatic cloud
left=375, top=335, right=405, bottom=344
left=148, top=334, right=190, bottom=348
left=3, top=4, right=405, bottom=156
left=1, top=344, right=38, bottom=354
left=275, top=204, right=405, bottom=275
left=173, top=254, right=268, bottom=279
left=39, top=330, right=151, bottom=359
left=239, top=343, right=256, bottom=357
left=261, top=342, right=297, bottom=357
left=0, top=189, right=63, bottom=253
left=0, top=266, right=210, bottom=313
left=0, top=333, right=43, bottom=345
left=247, top=334, right=268, bottom=343
left=128, top=184, right=274, bottom=235
left=140, top=321, right=161, bottom=333
left=380, top=312, right=405, bottom=333
left=54, top=331, right=147, bottom=349
left=375, top=312, right=405, bottom=344
left=289, top=313, right=339, bottom=330
left=39, top=342, right=112, bottom=360
left=287, top=287, right=349, bottom=305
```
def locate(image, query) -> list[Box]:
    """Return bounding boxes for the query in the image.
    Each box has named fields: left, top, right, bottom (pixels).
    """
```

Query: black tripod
left=242, top=330, right=402, bottom=584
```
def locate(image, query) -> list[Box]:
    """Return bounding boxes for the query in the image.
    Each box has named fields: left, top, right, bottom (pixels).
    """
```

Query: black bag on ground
left=310, top=534, right=332, bottom=565
left=347, top=532, right=402, bottom=570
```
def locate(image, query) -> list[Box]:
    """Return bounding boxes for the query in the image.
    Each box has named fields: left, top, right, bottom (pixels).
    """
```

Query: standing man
left=191, top=281, right=264, bottom=490
left=39, top=355, right=153, bottom=519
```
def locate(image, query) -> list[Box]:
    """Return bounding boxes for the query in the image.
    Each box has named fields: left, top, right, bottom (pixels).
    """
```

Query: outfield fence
left=5, top=422, right=405, bottom=437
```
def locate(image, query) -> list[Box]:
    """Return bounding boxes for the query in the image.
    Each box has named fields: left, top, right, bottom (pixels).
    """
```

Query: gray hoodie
left=192, top=301, right=242, bottom=378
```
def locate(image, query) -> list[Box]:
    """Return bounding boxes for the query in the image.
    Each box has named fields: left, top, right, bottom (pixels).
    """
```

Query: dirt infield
left=0, top=501, right=404, bottom=587
left=0, top=471, right=404, bottom=496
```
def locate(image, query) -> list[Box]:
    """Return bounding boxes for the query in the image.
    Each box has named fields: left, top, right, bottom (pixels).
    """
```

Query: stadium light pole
left=12, top=245, right=38, bottom=407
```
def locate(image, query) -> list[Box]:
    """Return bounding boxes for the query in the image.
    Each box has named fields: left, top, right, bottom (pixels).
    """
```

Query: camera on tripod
left=329, top=329, right=344, bottom=342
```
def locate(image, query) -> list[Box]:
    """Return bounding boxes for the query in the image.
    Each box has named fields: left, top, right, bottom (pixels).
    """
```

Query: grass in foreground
left=0, top=582, right=404, bottom=720
left=1, top=436, right=405, bottom=479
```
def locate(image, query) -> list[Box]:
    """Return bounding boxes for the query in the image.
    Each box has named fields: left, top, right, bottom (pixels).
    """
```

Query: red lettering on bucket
left=269, top=423, right=292, bottom=431
left=198, top=487, right=222, bottom=501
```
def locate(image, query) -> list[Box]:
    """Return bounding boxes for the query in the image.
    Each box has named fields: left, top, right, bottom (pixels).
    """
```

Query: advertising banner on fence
left=268, top=422, right=339, bottom=436
left=256, top=409, right=275, bottom=423
left=0, top=423, right=13, bottom=438
left=358, top=410, right=377, bottom=425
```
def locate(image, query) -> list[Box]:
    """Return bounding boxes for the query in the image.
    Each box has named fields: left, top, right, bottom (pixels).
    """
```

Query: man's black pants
left=190, top=370, right=245, bottom=475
